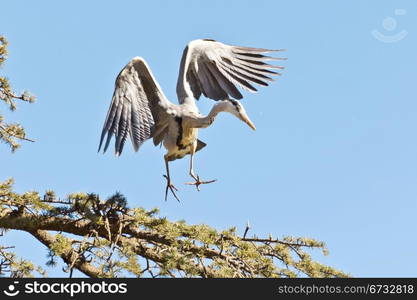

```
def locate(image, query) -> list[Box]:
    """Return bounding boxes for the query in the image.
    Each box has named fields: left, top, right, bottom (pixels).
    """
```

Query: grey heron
left=99, top=39, right=285, bottom=201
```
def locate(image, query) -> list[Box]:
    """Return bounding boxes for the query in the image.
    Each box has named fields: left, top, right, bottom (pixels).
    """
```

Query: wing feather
left=99, top=57, right=174, bottom=155
left=176, top=39, right=285, bottom=103
left=217, top=59, right=270, bottom=86
left=218, top=66, right=257, bottom=92
left=206, top=62, right=242, bottom=99
left=219, top=58, right=274, bottom=82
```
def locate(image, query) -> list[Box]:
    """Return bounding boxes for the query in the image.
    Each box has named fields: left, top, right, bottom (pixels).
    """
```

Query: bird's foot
left=185, top=175, right=217, bottom=191
left=163, top=175, right=180, bottom=202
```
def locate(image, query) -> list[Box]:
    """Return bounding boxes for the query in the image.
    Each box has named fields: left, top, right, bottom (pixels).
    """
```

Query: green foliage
left=0, top=35, right=35, bottom=152
left=0, top=36, right=8, bottom=66
left=0, top=179, right=348, bottom=278
left=50, top=234, right=72, bottom=257
left=0, top=245, right=46, bottom=278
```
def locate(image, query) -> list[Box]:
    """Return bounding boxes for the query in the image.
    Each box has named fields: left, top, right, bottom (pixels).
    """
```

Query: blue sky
left=1, top=0, right=416, bottom=277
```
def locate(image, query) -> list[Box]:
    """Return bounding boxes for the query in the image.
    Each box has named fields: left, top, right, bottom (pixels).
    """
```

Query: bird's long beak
left=240, top=112, right=256, bottom=131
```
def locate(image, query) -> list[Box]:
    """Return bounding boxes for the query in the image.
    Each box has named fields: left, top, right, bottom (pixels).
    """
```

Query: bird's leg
left=163, top=156, right=180, bottom=202
left=185, top=149, right=216, bottom=191
left=188, top=150, right=199, bottom=182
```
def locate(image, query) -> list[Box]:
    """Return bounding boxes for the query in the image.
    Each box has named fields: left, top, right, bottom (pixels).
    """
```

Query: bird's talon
left=163, top=175, right=180, bottom=202
left=185, top=177, right=217, bottom=191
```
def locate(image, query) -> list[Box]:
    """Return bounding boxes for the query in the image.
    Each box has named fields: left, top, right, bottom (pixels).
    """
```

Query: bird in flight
left=99, top=39, right=285, bottom=201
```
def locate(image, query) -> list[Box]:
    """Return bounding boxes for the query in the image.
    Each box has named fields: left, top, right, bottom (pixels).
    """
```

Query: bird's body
left=99, top=39, right=285, bottom=200
left=163, top=116, right=200, bottom=162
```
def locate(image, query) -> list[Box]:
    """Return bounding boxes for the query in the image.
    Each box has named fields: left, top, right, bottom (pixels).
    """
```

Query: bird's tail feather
left=196, top=139, right=206, bottom=152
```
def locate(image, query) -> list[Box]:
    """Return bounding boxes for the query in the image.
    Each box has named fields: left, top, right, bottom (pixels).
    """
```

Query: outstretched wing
left=99, top=57, right=175, bottom=156
left=176, top=39, right=285, bottom=103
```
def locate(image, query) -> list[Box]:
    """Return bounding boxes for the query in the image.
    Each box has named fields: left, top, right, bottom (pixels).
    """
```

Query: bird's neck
left=200, top=101, right=230, bottom=126
left=209, top=101, right=229, bottom=117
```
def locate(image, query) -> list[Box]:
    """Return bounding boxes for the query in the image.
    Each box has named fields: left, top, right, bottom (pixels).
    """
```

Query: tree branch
left=0, top=189, right=348, bottom=278
left=27, top=229, right=102, bottom=278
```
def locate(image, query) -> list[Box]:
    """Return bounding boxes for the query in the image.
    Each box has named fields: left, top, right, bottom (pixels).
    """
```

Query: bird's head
left=224, top=99, right=256, bottom=131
